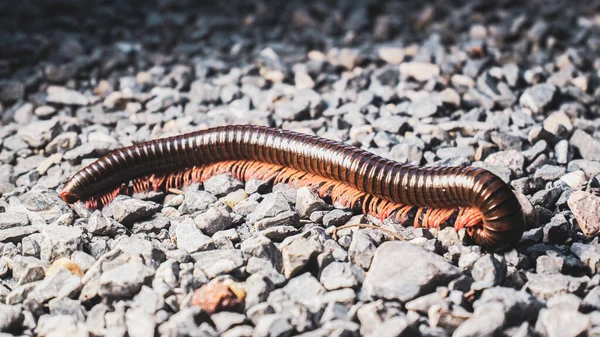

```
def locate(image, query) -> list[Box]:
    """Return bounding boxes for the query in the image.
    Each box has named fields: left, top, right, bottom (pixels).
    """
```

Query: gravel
left=0, top=0, right=599, bottom=335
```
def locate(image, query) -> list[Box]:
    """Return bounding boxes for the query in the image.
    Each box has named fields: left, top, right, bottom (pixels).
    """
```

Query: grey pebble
left=98, top=261, right=154, bottom=298
left=348, top=230, right=376, bottom=270
left=295, top=187, right=329, bottom=218
left=319, top=262, right=365, bottom=290
left=534, top=308, right=590, bottom=337
left=194, top=206, right=233, bottom=236
left=363, top=242, right=461, bottom=302
left=102, top=196, right=161, bottom=225
left=180, top=190, right=217, bottom=214
left=519, top=83, right=556, bottom=114
left=40, top=225, right=83, bottom=264
left=191, top=249, right=244, bottom=278
left=525, top=272, right=588, bottom=300
left=281, top=237, right=322, bottom=279
left=203, top=175, right=244, bottom=197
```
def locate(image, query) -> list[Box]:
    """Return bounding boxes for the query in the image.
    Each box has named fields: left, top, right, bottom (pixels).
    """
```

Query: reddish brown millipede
left=60, top=125, right=525, bottom=251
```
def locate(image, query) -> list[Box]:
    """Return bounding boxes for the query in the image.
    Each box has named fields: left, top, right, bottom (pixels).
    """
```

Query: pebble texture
left=1, top=1, right=600, bottom=336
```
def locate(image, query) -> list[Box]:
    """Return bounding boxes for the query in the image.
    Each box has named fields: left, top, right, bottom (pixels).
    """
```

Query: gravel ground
left=1, top=0, right=600, bottom=336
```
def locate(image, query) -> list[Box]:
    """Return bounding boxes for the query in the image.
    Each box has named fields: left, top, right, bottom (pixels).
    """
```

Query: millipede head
left=59, top=190, right=80, bottom=204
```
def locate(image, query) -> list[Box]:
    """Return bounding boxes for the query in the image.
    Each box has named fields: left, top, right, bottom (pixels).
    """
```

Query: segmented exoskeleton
left=60, top=125, right=525, bottom=251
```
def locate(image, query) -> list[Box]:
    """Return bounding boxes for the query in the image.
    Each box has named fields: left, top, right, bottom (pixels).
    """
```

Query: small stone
left=86, top=210, right=126, bottom=236
left=320, top=262, right=365, bottom=290
left=322, top=209, right=354, bottom=227
left=18, top=120, right=61, bottom=148
left=35, top=105, right=56, bottom=118
left=484, top=150, right=524, bottom=177
left=581, top=286, right=600, bottom=312
left=490, top=131, right=523, bottom=151
left=519, top=83, right=556, bottom=114
left=180, top=190, right=217, bottom=214
left=570, top=129, right=600, bottom=161
left=47, top=257, right=83, bottom=277
left=533, top=165, right=566, bottom=182
left=0, top=212, right=29, bottom=230
left=46, top=88, right=88, bottom=106
left=536, top=255, right=563, bottom=274
left=570, top=243, right=600, bottom=274
left=560, top=170, right=586, bottom=190
left=21, top=236, right=40, bottom=257
left=254, top=314, right=293, bottom=337
left=191, top=249, right=244, bottom=278
left=241, top=235, right=282, bottom=272
left=568, top=191, right=600, bottom=237
left=203, top=175, right=244, bottom=197
left=295, top=187, right=329, bottom=218
left=126, top=307, right=156, bottom=337
left=546, top=293, right=582, bottom=311
left=40, top=225, right=83, bottom=264
left=294, top=71, right=315, bottom=90
left=243, top=274, right=275, bottom=308
left=475, top=287, right=542, bottom=323
left=0, top=226, right=39, bottom=243
left=247, top=192, right=297, bottom=230
left=0, top=303, right=24, bottom=331
left=159, top=307, right=217, bottom=337
left=363, top=242, right=461, bottom=302
left=281, top=237, right=322, bottom=279
left=535, top=308, right=590, bottom=337
left=471, top=254, right=506, bottom=290
left=45, top=132, right=79, bottom=154
left=543, top=111, right=572, bottom=135
left=220, top=190, right=248, bottom=208
left=525, top=272, right=588, bottom=300
left=280, top=272, right=325, bottom=313
left=348, top=231, right=376, bottom=270
left=13, top=102, right=33, bottom=124
left=408, top=98, right=440, bottom=118
left=211, top=311, right=246, bottom=333
left=175, top=218, right=211, bottom=253
left=27, top=267, right=81, bottom=304
left=98, top=261, right=155, bottom=298
left=400, top=62, right=440, bottom=81
left=275, top=100, right=310, bottom=120
left=328, top=48, right=360, bottom=70
left=453, top=302, right=505, bottom=337
left=194, top=206, right=233, bottom=236
left=0, top=81, right=24, bottom=103
left=503, top=63, right=520, bottom=87
left=378, top=46, right=405, bottom=65
left=191, top=279, right=245, bottom=313
left=12, top=255, right=45, bottom=284
left=102, top=196, right=160, bottom=225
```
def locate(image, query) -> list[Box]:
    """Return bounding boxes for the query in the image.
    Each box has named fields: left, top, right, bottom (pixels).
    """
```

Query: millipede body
left=60, top=125, right=525, bottom=251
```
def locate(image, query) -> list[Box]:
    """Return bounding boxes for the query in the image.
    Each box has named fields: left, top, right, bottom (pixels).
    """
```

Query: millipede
left=60, top=124, right=525, bottom=251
